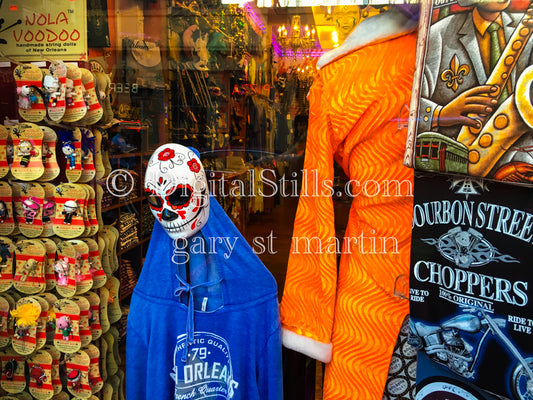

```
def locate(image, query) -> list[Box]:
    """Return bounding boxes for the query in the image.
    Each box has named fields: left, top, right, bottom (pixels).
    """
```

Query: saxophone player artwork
left=407, top=0, right=533, bottom=185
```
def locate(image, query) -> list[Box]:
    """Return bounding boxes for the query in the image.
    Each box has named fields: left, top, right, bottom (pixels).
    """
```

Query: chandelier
left=296, top=59, right=315, bottom=86
left=277, top=15, right=316, bottom=57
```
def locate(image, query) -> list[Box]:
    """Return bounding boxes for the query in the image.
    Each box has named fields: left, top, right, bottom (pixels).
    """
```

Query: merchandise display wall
left=0, top=0, right=532, bottom=399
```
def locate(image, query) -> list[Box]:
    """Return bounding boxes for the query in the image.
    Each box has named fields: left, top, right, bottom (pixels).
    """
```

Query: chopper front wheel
left=511, top=357, right=533, bottom=400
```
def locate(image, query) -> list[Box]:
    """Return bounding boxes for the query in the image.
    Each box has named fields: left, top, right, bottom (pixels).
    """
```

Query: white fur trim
left=282, top=327, right=333, bottom=363
left=317, top=8, right=418, bottom=69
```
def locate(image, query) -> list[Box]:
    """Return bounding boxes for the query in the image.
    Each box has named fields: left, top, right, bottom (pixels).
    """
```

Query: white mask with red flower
left=144, top=143, right=209, bottom=239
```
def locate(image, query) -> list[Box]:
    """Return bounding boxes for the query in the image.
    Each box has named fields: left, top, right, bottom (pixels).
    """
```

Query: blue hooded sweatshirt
left=126, top=194, right=282, bottom=400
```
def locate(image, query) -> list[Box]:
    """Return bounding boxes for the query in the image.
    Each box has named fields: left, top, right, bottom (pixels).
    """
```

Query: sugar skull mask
left=144, top=144, right=209, bottom=239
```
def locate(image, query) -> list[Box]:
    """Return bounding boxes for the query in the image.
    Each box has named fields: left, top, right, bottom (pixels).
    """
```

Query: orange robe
left=279, top=31, right=416, bottom=398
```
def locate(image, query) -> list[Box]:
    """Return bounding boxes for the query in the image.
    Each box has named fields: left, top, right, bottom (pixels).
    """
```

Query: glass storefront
left=0, top=1, right=379, bottom=397
left=5, top=1, right=531, bottom=399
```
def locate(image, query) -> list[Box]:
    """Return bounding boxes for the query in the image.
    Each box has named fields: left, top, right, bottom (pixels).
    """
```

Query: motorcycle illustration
left=409, top=307, right=533, bottom=399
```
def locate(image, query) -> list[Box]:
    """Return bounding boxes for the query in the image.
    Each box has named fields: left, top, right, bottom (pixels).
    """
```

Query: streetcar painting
left=415, top=132, right=468, bottom=175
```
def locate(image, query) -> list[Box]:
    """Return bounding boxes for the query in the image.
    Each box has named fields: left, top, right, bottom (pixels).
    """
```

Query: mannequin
left=332, top=5, right=360, bottom=44
left=279, top=6, right=418, bottom=399
left=126, top=144, right=282, bottom=400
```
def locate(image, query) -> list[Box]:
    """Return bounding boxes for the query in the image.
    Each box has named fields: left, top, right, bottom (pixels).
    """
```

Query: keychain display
left=42, top=74, right=61, bottom=110
left=78, top=68, right=103, bottom=126
left=53, top=299, right=80, bottom=353
left=62, top=201, right=79, bottom=225
left=79, top=129, right=96, bottom=183
left=115, top=368, right=126, bottom=400
left=101, top=226, right=118, bottom=274
left=0, top=237, right=14, bottom=293
left=93, top=71, right=113, bottom=126
left=53, top=184, right=86, bottom=238
left=52, top=257, right=70, bottom=289
left=99, top=336, right=108, bottom=383
left=92, top=127, right=106, bottom=180
left=108, top=326, right=121, bottom=368
left=13, top=240, right=46, bottom=295
left=66, top=350, right=91, bottom=398
left=68, top=240, right=93, bottom=295
left=0, top=349, right=26, bottom=393
left=10, top=123, right=44, bottom=181
left=106, top=277, right=121, bottom=325
left=84, top=185, right=99, bottom=237
left=17, top=85, right=37, bottom=111
left=99, top=129, right=112, bottom=177
left=57, top=128, right=82, bottom=183
left=102, top=382, right=112, bottom=399
left=4, top=131, right=15, bottom=185
left=0, top=296, right=11, bottom=348
left=39, top=238, right=58, bottom=292
left=37, top=292, right=58, bottom=343
left=72, top=296, right=92, bottom=347
left=102, top=330, right=118, bottom=378
left=98, top=286, right=110, bottom=334
left=82, top=238, right=106, bottom=289
left=37, top=127, right=60, bottom=183
left=12, top=182, right=44, bottom=239
left=17, top=140, right=37, bottom=169
left=0, top=126, right=10, bottom=180
left=77, top=184, right=91, bottom=238
left=45, top=61, right=67, bottom=122
left=97, top=232, right=111, bottom=279
left=62, top=64, right=87, bottom=123
left=61, top=141, right=77, bottom=172
left=85, top=343, right=104, bottom=394
left=53, top=240, right=77, bottom=299
left=42, top=199, right=55, bottom=226
left=40, top=183, right=57, bottom=238
left=10, top=296, right=41, bottom=355
left=13, top=64, right=45, bottom=123
left=41, top=344, right=62, bottom=395
left=82, top=291, right=102, bottom=341
left=27, top=349, right=54, bottom=399
left=95, top=185, right=105, bottom=231
left=0, top=183, right=15, bottom=236
left=3, top=294, right=16, bottom=343
left=32, top=292, right=49, bottom=351
left=22, top=197, right=40, bottom=225
left=4, top=59, right=124, bottom=400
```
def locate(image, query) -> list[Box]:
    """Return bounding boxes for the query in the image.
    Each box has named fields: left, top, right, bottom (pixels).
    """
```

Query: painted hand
left=438, top=85, right=499, bottom=129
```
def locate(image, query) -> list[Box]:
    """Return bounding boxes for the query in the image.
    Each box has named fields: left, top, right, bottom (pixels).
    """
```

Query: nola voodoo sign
left=0, top=0, right=87, bottom=61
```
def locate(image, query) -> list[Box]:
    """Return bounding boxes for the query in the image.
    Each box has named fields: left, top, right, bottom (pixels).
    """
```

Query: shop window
left=0, top=1, right=418, bottom=399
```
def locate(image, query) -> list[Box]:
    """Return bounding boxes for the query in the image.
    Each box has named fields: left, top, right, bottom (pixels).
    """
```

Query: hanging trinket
left=17, top=85, right=38, bottom=110
left=56, top=315, right=73, bottom=340
left=53, top=257, right=70, bottom=286
left=17, top=140, right=38, bottom=168
left=22, top=197, right=40, bottom=224
left=10, top=301, right=40, bottom=339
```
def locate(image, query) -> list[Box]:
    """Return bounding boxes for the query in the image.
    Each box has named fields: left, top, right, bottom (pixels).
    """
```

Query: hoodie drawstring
left=173, top=273, right=222, bottom=362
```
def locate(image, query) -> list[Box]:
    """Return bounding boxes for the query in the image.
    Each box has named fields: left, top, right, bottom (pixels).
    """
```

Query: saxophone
left=457, top=4, right=533, bottom=180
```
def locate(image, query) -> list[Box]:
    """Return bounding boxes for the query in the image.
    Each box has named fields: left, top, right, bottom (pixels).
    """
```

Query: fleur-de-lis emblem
left=440, top=54, right=470, bottom=92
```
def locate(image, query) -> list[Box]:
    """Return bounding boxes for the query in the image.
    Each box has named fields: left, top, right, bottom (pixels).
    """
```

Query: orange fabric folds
left=280, top=32, right=417, bottom=399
